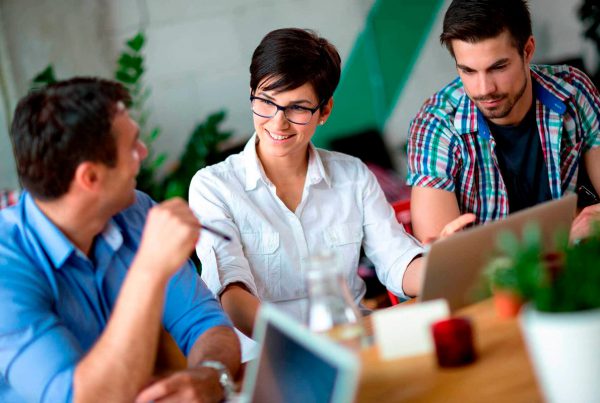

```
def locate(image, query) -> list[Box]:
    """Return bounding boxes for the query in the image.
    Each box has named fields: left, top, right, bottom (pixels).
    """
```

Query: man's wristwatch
left=197, top=360, right=235, bottom=400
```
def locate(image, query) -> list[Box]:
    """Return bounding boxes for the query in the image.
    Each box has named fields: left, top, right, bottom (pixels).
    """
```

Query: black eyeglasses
left=250, top=96, right=323, bottom=125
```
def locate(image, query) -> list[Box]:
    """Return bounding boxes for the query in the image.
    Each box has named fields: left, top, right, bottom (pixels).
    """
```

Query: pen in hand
left=200, top=223, right=232, bottom=241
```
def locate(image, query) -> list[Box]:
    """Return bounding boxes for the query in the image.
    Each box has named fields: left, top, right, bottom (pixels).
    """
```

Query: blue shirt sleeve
left=163, top=260, right=233, bottom=356
left=0, top=251, right=81, bottom=403
left=129, top=192, right=233, bottom=356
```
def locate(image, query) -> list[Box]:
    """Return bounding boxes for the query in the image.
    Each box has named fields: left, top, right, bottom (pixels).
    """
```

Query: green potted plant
left=483, top=256, right=523, bottom=318
left=489, top=224, right=600, bottom=403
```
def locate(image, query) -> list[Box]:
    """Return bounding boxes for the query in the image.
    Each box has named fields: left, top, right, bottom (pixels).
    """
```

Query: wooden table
left=357, top=299, right=542, bottom=402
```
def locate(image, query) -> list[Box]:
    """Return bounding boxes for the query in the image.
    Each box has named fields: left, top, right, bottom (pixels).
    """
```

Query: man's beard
left=473, top=74, right=528, bottom=121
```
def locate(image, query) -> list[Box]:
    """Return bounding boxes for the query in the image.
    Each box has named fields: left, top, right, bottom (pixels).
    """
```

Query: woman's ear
left=319, top=97, right=334, bottom=125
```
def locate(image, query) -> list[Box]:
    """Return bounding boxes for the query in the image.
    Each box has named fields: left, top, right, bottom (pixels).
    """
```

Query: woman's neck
left=256, top=145, right=309, bottom=212
left=257, top=147, right=309, bottom=187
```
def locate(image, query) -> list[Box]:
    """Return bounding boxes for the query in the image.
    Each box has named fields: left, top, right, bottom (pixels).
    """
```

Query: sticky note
left=372, top=299, right=450, bottom=360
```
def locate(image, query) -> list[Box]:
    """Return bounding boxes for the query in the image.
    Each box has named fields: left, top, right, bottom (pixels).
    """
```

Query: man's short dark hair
left=249, top=28, right=341, bottom=108
left=440, top=0, right=532, bottom=57
left=10, top=77, right=131, bottom=200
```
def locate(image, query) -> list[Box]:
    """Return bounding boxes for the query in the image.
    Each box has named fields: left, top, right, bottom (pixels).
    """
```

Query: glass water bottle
left=306, top=251, right=365, bottom=350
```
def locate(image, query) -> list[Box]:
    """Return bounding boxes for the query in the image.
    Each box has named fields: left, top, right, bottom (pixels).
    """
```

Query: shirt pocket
left=323, top=222, right=363, bottom=294
left=240, top=231, right=281, bottom=300
left=324, top=222, right=363, bottom=246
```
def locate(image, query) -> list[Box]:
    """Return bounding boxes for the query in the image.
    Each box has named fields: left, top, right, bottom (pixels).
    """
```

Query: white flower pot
left=519, top=305, right=600, bottom=403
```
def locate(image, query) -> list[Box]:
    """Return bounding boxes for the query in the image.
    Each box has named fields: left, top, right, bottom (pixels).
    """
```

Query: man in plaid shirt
left=407, top=0, right=600, bottom=242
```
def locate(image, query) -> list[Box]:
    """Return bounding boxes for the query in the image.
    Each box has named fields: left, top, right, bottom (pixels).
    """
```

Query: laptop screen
left=244, top=304, right=360, bottom=403
left=251, top=322, right=338, bottom=403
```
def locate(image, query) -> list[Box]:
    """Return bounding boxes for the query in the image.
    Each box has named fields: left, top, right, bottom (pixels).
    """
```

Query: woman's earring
left=319, top=120, right=324, bottom=126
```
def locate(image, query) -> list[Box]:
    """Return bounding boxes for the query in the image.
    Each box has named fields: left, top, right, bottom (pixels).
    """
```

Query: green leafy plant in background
left=30, top=32, right=233, bottom=202
left=163, top=111, right=231, bottom=199
left=114, top=33, right=166, bottom=201
left=31, top=65, right=57, bottom=89
left=491, top=224, right=600, bottom=313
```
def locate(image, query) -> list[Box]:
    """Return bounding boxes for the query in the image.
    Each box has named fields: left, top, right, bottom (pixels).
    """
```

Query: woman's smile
left=265, top=129, right=296, bottom=142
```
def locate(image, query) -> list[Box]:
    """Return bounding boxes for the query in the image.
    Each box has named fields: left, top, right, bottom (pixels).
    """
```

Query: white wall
left=0, top=95, right=17, bottom=190
left=0, top=0, right=373, bottom=180
left=0, top=0, right=114, bottom=189
left=0, top=5, right=19, bottom=190
left=384, top=0, right=594, bottom=176
left=0, top=97, right=17, bottom=190
left=0, top=0, right=593, bottom=186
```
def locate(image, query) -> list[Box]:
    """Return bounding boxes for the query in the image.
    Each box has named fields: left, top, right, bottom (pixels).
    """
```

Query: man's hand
left=570, top=203, right=600, bottom=242
left=439, top=213, right=476, bottom=238
left=135, top=367, right=223, bottom=403
left=422, top=213, right=476, bottom=244
left=136, top=198, right=201, bottom=278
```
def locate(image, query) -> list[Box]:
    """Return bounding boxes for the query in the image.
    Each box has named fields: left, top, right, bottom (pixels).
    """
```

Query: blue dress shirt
left=0, top=191, right=231, bottom=402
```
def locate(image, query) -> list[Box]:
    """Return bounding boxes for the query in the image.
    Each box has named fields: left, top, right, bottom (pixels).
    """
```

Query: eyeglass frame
left=249, top=95, right=325, bottom=125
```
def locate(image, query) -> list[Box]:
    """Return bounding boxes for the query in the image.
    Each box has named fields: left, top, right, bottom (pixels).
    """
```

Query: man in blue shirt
left=0, top=78, right=240, bottom=402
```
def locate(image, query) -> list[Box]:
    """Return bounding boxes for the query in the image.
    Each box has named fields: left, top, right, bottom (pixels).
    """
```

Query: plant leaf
left=127, top=33, right=145, bottom=52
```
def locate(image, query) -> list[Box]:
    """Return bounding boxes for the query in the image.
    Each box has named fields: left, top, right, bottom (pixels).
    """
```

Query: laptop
left=236, top=304, right=360, bottom=403
left=419, top=194, right=577, bottom=312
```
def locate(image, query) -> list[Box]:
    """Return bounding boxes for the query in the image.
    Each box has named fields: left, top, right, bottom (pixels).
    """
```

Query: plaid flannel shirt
left=407, top=64, right=600, bottom=224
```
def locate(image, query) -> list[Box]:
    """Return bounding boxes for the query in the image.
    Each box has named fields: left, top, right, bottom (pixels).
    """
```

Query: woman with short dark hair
left=189, top=28, right=424, bottom=336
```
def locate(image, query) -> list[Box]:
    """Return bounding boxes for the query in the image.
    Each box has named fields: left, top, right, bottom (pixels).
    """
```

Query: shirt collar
left=530, top=67, right=569, bottom=113
left=100, top=220, right=123, bottom=252
left=24, top=192, right=123, bottom=270
left=243, top=133, right=267, bottom=191
left=24, top=193, right=75, bottom=270
left=243, top=133, right=331, bottom=190
left=453, top=65, right=568, bottom=140
left=306, top=143, right=331, bottom=187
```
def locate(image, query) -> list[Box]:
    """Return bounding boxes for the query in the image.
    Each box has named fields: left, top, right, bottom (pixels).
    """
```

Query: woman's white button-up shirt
left=189, top=135, right=423, bottom=322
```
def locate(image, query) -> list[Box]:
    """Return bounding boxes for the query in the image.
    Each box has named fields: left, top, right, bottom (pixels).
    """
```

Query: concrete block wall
left=0, top=0, right=373, bottom=183
left=0, top=0, right=593, bottom=188
left=0, top=0, right=114, bottom=189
